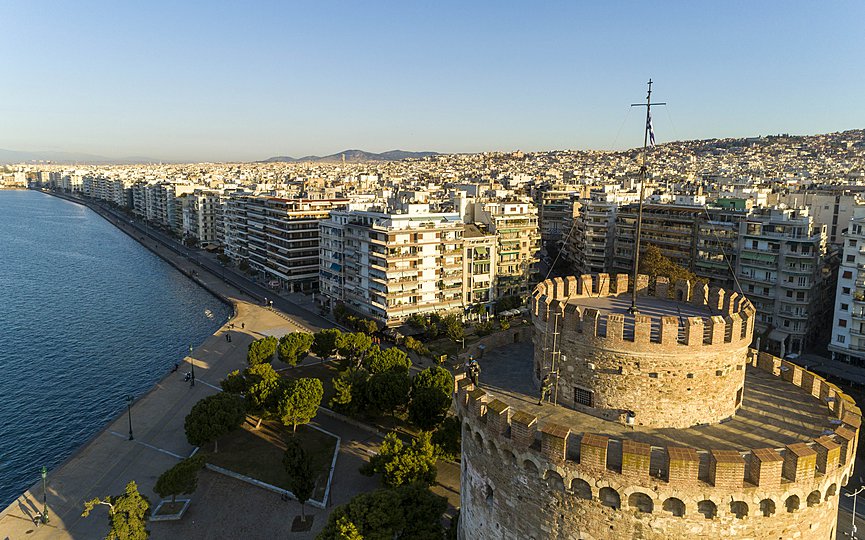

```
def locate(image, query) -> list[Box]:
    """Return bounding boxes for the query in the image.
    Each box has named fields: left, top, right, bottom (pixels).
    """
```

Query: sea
left=0, top=190, right=230, bottom=508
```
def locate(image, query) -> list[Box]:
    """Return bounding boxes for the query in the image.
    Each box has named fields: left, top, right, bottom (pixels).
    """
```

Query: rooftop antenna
left=629, top=79, right=666, bottom=315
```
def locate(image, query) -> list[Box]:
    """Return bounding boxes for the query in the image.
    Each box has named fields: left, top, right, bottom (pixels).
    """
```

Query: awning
left=767, top=329, right=789, bottom=343
left=330, top=263, right=342, bottom=271
left=741, top=252, right=776, bottom=262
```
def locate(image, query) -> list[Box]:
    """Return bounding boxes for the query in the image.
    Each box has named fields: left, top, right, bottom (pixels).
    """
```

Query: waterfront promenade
left=0, top=197, right=377, bottom=539
left=0, top=192, right=458, bottom=539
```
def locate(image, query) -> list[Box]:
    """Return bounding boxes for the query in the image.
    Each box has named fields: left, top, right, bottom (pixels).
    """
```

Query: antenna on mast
left=628, top=79, right=666, bottom=315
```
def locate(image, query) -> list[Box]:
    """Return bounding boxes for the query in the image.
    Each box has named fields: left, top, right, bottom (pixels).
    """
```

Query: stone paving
left=477, top=341, right=834, bottom=451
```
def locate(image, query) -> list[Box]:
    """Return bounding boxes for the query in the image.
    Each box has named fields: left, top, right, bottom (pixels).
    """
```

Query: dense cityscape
left=1, top=128, right=864, bottom=538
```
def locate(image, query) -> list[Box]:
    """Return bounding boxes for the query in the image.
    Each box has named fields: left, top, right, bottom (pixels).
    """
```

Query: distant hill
left=260, top=149, right=438, bottom=163
left=0, top=148, right=163, bottom=165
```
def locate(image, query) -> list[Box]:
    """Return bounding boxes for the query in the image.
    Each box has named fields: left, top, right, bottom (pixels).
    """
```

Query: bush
left=474, top=321, right=494, bottom=336
left=361, top=431, right=437, bottom=487
left=404, top=336, right=429, bottom=356
left=154, top=455, right=205, bottom=503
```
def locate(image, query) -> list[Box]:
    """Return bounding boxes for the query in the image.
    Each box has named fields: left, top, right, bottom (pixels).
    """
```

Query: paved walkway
left=0, top=194, right=463, bottom=539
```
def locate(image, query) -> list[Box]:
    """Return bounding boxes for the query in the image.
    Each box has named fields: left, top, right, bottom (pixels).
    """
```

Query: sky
left=1, top=1, right=863, bottom=162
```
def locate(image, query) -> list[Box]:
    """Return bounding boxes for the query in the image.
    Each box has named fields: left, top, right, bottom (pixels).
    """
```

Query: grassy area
left=205, top=419, right=337, bottom=501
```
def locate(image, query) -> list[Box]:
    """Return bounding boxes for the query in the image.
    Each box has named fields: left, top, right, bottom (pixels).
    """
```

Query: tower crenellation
left=457, top=273, right=860, bottom=540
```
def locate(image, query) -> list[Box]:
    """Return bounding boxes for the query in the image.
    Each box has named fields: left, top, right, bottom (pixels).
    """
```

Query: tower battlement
left=456, top=352, right=861, bottom=539
left=531, top=273, right=755, bottom=351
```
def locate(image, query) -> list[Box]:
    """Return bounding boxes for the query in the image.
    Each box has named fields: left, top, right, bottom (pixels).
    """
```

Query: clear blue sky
left=1, top=1, right=863, bottom=162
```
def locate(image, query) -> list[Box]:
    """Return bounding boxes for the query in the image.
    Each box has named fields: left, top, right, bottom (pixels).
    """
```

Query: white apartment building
left=830, top=207, right=865, bottom=366
left=320, top=205, right=467, bottom=325
left=468, top=199, right=541, bottom=299
left=736, top=207, right=831, bottom=357
left=224, top=196, right=349, bottom=291
left=181, top=190, right=224, bottom=245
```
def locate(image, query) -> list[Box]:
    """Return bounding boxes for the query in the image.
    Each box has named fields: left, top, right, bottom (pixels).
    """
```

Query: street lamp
left=847, top=486, right=865, bottom=539
left=40, top=466, right=49, bottom=524
left=189, top=344, right=196, bottom=387
left=126, top=395, right=134, bottom=440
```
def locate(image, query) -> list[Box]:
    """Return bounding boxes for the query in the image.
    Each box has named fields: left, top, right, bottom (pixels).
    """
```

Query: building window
left=842, top=303, right=849, bottom=311
left=848, top=255, right=856, bottom=263
left=844, top=287, right=852, bottom=295
left=837, top=335, right=846, bottom=344
left=843, top=271, right=853, bottom=279
left=840, top=319, right=848, bottom=328
left=849, top=239, right=857, bottom=247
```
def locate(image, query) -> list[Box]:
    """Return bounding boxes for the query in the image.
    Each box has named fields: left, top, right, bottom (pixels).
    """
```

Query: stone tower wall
left=531, top=274, right=755, bottom=428
left=456, top=353, right=861, bottom=540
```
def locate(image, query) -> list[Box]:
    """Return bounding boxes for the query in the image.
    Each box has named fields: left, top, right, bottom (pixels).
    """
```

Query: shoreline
left=0, top=190, right=243, bottom=527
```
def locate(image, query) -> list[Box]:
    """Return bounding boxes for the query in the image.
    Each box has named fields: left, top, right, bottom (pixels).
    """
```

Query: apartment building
left=469, top=199, right=540, bottom=299
left=565, top=188, right=639, bottom=274
left=829, top=207, right=865, bottom=367
left=225, top=196, right=349, bottom=292
left=181, top=190, right=224, bottom=245
left=320, top=205, right=467, bottom=325
left=736, top=207, right=832, bottom=357
left=536, top=187, right=578, bottom=244
left=612, top=200, right=746, bottom=290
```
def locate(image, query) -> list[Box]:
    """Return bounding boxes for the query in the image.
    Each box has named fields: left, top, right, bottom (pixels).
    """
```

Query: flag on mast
left=647, top=111, right=656, bottom=146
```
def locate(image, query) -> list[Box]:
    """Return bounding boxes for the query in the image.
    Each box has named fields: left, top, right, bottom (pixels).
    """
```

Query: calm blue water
left=0, top=190, right=230, bottom=508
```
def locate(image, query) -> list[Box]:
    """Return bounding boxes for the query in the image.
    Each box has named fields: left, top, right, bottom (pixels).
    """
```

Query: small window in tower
left=575, top=387, right=593, bottom=407
left=648, top=372, right=658, bottom=379
left=686, top=373, right=694, bottom=379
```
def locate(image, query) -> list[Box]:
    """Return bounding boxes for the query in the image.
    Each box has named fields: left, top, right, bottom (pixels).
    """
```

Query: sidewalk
left=795, top=352, right=865, bottom=387
left=0, top=213, right=324, bottom=539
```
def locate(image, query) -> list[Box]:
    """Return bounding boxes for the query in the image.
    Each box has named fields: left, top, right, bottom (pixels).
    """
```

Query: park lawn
left=206, top=419, right=336, bottom=502
left=279, top=360, right=341, bottom=405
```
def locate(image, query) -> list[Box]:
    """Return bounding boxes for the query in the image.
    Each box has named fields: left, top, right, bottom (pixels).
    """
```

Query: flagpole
left=629, top=79, right=665, bottom=314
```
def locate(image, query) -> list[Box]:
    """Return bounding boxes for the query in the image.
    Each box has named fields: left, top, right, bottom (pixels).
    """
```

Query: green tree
left=278, top=377, right=324, bottom=432
left=409, top=367, right=454, bottom=430
left=443, top=314, right=464, bottom=342
left=361, top=431, right=438, bottom=487
left=184, top=392, right=246, bottom=452
left=638, top=244, right=700, bottom=289
left=82, top=480, right=151, bottom=540
left=220, top=369, right=248, bottom=394
left=431, top=416, right=461, bottom=461
left=247, top=335, right=278, bottom=366
left=366, top=346, right=411, bottom=374
left=283, top=438, right=317, bottom=520
left=330, top=370, right=370, bottom=412
left=312, top=328, right=341, bottom=359
left=366, top=369, right=411, bottom=415
left=403, top=336, right=429, bottom=356
left=336, top=332, right=373, bottom=371
left=278, top=332, right=314, bottom=366
left=316, top=484, right=447, bottom=540
left=154, top=455, right=205, bottom=504
left=246, top=363, right=285, bottom=429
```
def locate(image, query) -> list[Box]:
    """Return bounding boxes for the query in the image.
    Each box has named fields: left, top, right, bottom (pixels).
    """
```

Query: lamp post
left=189, top=344, right=196, bottom=387
left=847, top=486, right=865, bottom=539
left=126, top=395, right=134, bottom=440
left=40, top=466, right=49, bottom=524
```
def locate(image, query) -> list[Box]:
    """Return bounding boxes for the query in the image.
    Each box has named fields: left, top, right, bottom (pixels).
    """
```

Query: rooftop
left=478, top=342, right=834, bottom=451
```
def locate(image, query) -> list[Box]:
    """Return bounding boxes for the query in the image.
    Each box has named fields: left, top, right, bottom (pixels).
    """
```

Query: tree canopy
left=366, top=369, right=411, bottom=415
left=278, top=332, right=314, bottom=366
left=278, top=377, right=324, bottom=432
left=247, top=335, right=278, bottom=366
left=409, top=367, right=454, bottom=430
left=316, top=484, right=447, bottom=540
left=283, top=438, right=317, bottom=518
left=362, top=431, right=437, bottom=487
left=154, top=455, right=205, bottom=503
left=82, top=480, right=151, bottom=540
left=312, top=328, right=342, bottom=359
left=336, top=332, right=373, bottom=370
left=366, top=346, right=411, bottom=375
left=184, top=392, right=246, bottom=452
left=638, top=244, right=700, bottom=288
